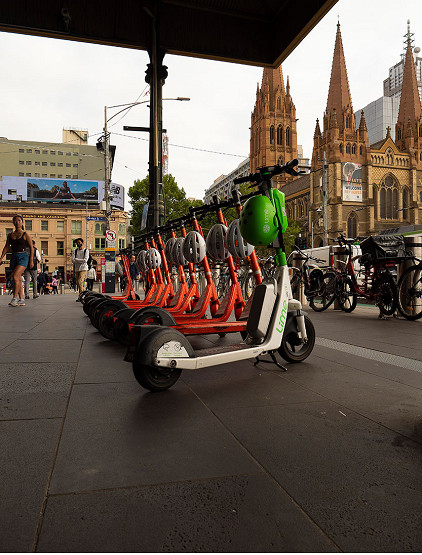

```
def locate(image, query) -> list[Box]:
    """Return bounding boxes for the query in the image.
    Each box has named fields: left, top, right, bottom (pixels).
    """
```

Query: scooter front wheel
left=278, top=314, right=315, bottom=363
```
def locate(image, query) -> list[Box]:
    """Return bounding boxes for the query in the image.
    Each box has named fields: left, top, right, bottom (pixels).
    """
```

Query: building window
left=118, top=223, right=126, bottom=235
left=26, top=149, right=32, bottom=153
left=50, top=150, right=56, bottom=155
left=42, top=150, right=48, bottom=155
left=286, top=127, right=291, bottom=146
left=277, top=125, right=283, bottom=145
left=95, top=223, right=106, bottom=235
left=58, top=151, right=63, bottom=155
left=276, top=97, right=281, bottom=110
left=19, top=172, right=24, bottom=176
left=346, top=116, right=351, bottom=128
left=95, top=237, right=106, bottom=250
left=50, top=174, right=56, bottom=178
left=119, top=238, right=125, bottom=250
left=41, top=220, right=49, bottom=231
left=58, top=162, right=63, bottom=167
left=41, top=240, right=48, bottom=255
left=58, top=174, right=63, bottom=178
left=26, top=173, right=31, bottom=177
left=35, top=173, right=40, bottom=177
left=57, top=241, right=64, bottom=256
left=73, top=164, right=78, bottom=168
left=19, top=161, right=25, bottom=165
left=25, top=220, right=33, bottom=231
left=402, top=187, right=409, bottom=220
left=66, top=163, right=71, bottom=167
left=66, top=152, right=71, bottom=156
left=8, top=189, right=17, bottom=195
left=57, top=220, right=65, bottom=232
left=71, top=220, right=82, bottom=234
left=50, top=162, right=56, bottom=166
left=19, top=148, right=24, bottom=153
left=42, top=162, right=47, bottom=166
left=379, top=175, right=399, bottom=219
left=72, top=175, right=78, bottom=178
left=35, top=149, right=40, bottom=154
left=42, top=174, right=47, bottom=178
left=269, top=125, right=275, bottom=144
left=35, top=161, right=40, bottom=166
left=26, top=161, right=32, bottom=165
left=346, top=143, right=351, bottom=154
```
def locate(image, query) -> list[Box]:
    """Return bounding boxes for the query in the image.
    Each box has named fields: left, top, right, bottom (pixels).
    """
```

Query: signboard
left=106, top=230, right=117, bottom=242
left=104, top=248, right=115, bottom=293
left=141, top=201, right=150, bottom=230
left=342, top=162, right=362, bottom=202
left=27, top=177, right=98, bottom=202
left=87, top=216, right=105, bottom=221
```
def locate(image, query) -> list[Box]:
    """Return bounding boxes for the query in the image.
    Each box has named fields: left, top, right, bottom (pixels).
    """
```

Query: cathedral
left=251, top=22, right=422, bottom=247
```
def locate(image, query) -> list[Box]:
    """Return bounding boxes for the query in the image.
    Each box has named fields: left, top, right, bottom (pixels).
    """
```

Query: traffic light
left=294, top=236, right=307, bottom=250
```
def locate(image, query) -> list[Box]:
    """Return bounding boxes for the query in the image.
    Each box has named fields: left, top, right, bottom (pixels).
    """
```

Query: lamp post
left=102, top=96, right=190, bottom=231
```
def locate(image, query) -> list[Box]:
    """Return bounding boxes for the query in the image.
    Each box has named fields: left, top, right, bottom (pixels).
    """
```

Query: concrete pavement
left=1, top=293, right=421, bottom=552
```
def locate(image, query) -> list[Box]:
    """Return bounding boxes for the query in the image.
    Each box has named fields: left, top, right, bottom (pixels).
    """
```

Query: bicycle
left=397, top=258, right=422, bottom=320
left=332, top=234, right=401, bottom=316
left=288, top=249, right=337, bottom=312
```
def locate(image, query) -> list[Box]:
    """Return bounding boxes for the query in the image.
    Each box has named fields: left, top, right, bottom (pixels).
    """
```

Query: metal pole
left=322, top=151, right=328, bottom=246
left=104, top=106, right=111, bottom=232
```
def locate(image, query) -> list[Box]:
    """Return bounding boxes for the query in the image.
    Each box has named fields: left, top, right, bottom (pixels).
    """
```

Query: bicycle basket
left=359, top=235, right=406, bottom=263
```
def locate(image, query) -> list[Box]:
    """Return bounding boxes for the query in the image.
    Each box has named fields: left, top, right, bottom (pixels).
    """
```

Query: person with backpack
left=71, top=237, right=89, bottom=301
left=51, top=275, right=59, bottom=294
left=24, top=240, right=41, bottom=299
left=37, top=269, right=46, bottom=295
left=86, top=265, right=97, bottom=291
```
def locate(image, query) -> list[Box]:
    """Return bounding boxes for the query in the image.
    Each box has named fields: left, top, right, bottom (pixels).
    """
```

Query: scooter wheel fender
left=130, top=306, right=177, bottom=327
left=97, top=300, right=129, bottom=340
left=132, top=327, right=195, bottom=392
left=113, top=308, right=137, bottom=346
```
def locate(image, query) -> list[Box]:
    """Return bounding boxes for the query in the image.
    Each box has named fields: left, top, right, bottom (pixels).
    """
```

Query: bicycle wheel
left=397, top=264, right=422, bottom=320
left=374, top=273, right=398, bottom=316
left=309, top=270, right=337, bottom=312
left=336, top=276, right=357, bottom=313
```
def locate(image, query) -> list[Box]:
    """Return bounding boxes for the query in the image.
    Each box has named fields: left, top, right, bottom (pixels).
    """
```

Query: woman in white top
left=71, top=238, right=89, bottom=301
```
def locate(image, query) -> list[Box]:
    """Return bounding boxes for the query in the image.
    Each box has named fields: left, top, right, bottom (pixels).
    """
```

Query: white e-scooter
left=125, top=160, right=316, bottom=391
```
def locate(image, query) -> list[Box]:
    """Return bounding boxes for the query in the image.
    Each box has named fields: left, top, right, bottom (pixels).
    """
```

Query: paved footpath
left=1, top=293, right=421, bottom=552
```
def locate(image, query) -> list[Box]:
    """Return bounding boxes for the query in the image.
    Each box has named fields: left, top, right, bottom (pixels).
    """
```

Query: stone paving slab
left=37, top=474, right=338, bottom=553
left=1, top=293, right=422, bottom=553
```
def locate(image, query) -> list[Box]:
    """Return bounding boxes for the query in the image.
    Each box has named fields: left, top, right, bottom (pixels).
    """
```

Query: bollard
left=60, top=284, right=65, bottom=294
left=331, top=245, right=349, bottom=310
left=0, top=285, right=4, bottom=295
left=291, top=249, right=305, bottom=305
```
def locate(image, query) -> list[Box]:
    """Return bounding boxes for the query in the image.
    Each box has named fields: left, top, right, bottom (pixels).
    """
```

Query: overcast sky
left=0, top=0, right=421, bottom=212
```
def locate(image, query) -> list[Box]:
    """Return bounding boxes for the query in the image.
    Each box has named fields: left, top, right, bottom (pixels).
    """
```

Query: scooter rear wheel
left=278, top=314, right=315, bottom=363
left=133, top=328, right=194, bottom=392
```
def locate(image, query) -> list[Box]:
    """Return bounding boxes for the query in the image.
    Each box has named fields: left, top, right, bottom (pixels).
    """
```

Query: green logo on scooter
left=276, top=299, right=288, bottom=333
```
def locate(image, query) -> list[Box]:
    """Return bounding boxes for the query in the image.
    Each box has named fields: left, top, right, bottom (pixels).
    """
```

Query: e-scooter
left=125, top=160, right=316, bottom=392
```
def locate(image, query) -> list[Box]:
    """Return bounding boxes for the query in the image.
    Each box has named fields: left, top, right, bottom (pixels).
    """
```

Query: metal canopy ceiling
left=0, top=0, right=337, bottom=67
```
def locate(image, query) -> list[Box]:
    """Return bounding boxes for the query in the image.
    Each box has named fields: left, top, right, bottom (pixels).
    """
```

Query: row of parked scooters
left=79, top=161, right=316, bottom=392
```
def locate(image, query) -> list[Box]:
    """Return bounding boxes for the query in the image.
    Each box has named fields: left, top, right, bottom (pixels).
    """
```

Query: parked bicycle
left=288, top=249, right=337, bottom=312
left=332, top=234, right=404, bottom=316
left=397, top=257, right=422, bottom=320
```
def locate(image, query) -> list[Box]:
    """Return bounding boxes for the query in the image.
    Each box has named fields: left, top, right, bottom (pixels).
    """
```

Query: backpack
left=74, top=248, right=92, bottom=267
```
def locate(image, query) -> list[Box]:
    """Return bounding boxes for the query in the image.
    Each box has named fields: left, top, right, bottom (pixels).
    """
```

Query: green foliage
left=128, top=174, right=200, bottom=236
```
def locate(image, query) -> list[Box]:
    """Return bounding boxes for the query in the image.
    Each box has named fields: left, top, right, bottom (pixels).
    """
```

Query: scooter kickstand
left=254, top=352, right=287, bottom=372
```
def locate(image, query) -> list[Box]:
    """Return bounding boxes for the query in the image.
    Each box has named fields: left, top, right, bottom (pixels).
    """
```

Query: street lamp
left=101, top=97, right=190, bottom=231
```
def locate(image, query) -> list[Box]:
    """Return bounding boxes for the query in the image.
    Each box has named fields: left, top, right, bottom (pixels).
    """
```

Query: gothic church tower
left=250, top=66, right=298, bottom=187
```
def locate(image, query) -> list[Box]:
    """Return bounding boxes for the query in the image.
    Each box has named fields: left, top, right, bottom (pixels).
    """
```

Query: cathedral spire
left=325, top=22, right=354, bottom=133
left=396, top=33, right=422, bottom=144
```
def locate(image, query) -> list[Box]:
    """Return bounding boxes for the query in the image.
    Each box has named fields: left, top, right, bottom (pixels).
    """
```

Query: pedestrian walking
left=0, top=215, right=34, bottom=306
left=52, top=276, right=58, bottom=294
left=71, top=238, right=89, bottom=301
left=129, top=254, right=139, bottom=289
left=86, top=266, right=96, bottom=291
left=37, top=269, right=46, bottom=295
left=24, top=240, right=41, bottom=299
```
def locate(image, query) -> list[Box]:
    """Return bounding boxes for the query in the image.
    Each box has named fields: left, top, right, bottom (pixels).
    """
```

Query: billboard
left=27, top=178, right=98, bottom=202
left=342, top=162, right=362, bottom=202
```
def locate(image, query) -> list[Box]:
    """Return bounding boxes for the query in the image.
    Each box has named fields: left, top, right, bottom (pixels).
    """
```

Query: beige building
left=0, top=128, right=104, bottom=182
left=0, top=202, right=128, bottom=282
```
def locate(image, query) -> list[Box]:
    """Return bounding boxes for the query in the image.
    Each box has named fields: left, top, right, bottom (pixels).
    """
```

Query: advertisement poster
left=27, top=178, right=98, bottom=202
left=342, top=162, right=362, bottom=202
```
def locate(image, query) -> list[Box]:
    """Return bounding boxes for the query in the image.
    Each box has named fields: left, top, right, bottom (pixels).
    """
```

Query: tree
left=128, top=174, right=201, bottom=236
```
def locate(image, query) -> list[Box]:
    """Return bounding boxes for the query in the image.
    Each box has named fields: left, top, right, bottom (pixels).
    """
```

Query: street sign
left=106, top=229, right=117, bottom=242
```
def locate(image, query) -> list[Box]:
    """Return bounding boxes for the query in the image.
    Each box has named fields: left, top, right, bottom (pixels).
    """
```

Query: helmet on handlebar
left=226, top=219, right=255, bottom=259
left=145, top=247, right=161, bottom=270
left=239, top=195, right=278, bottom=246
left=206, top=224, right=229, bottom=260
left=136, top=250, right=148, bottom=272
left=172, top=237, right=187, bottom=266
left=183, top=231, right=206, bottom=263
left=165, top=237, right=177, bottom=264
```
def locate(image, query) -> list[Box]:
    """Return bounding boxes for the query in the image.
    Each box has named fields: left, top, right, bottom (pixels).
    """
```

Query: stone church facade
left=251, top=23, right=422, bottom=247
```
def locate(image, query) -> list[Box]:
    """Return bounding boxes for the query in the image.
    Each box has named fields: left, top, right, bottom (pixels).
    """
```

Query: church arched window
left=379, top=175, right=399, bottom=219
left=277, top=97, right=281, bottom=110
left=339, top=143, right=343, bottom=153
left=402, top=187, right=410, bottom=220
left=346, top=143, right=351, bottom=154
left=270, top=125, right=275, bottom=144
left=352, top=143, right=356, bottom=154
left=286, top=127, right=291, bottom=146
left=346, top=115, right=351, bottom=129
left=277, top=125, right=283, bottom=145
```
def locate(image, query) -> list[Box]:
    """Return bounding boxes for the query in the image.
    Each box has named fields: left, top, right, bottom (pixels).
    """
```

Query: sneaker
left=33, top=295, right=39, bottom=299
left=8, top=298, right=18, bottom=307
left=25, top=295, right=30, bottom=299
left=17, top=299, right=25, bottom=306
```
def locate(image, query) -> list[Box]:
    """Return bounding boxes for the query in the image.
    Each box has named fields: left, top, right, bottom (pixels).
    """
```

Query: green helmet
left=239, top=195, right=279, bottom=246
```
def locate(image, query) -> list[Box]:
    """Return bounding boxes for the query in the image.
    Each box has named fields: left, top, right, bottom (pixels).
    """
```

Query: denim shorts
left=10, top=252, right=29, bottom=271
